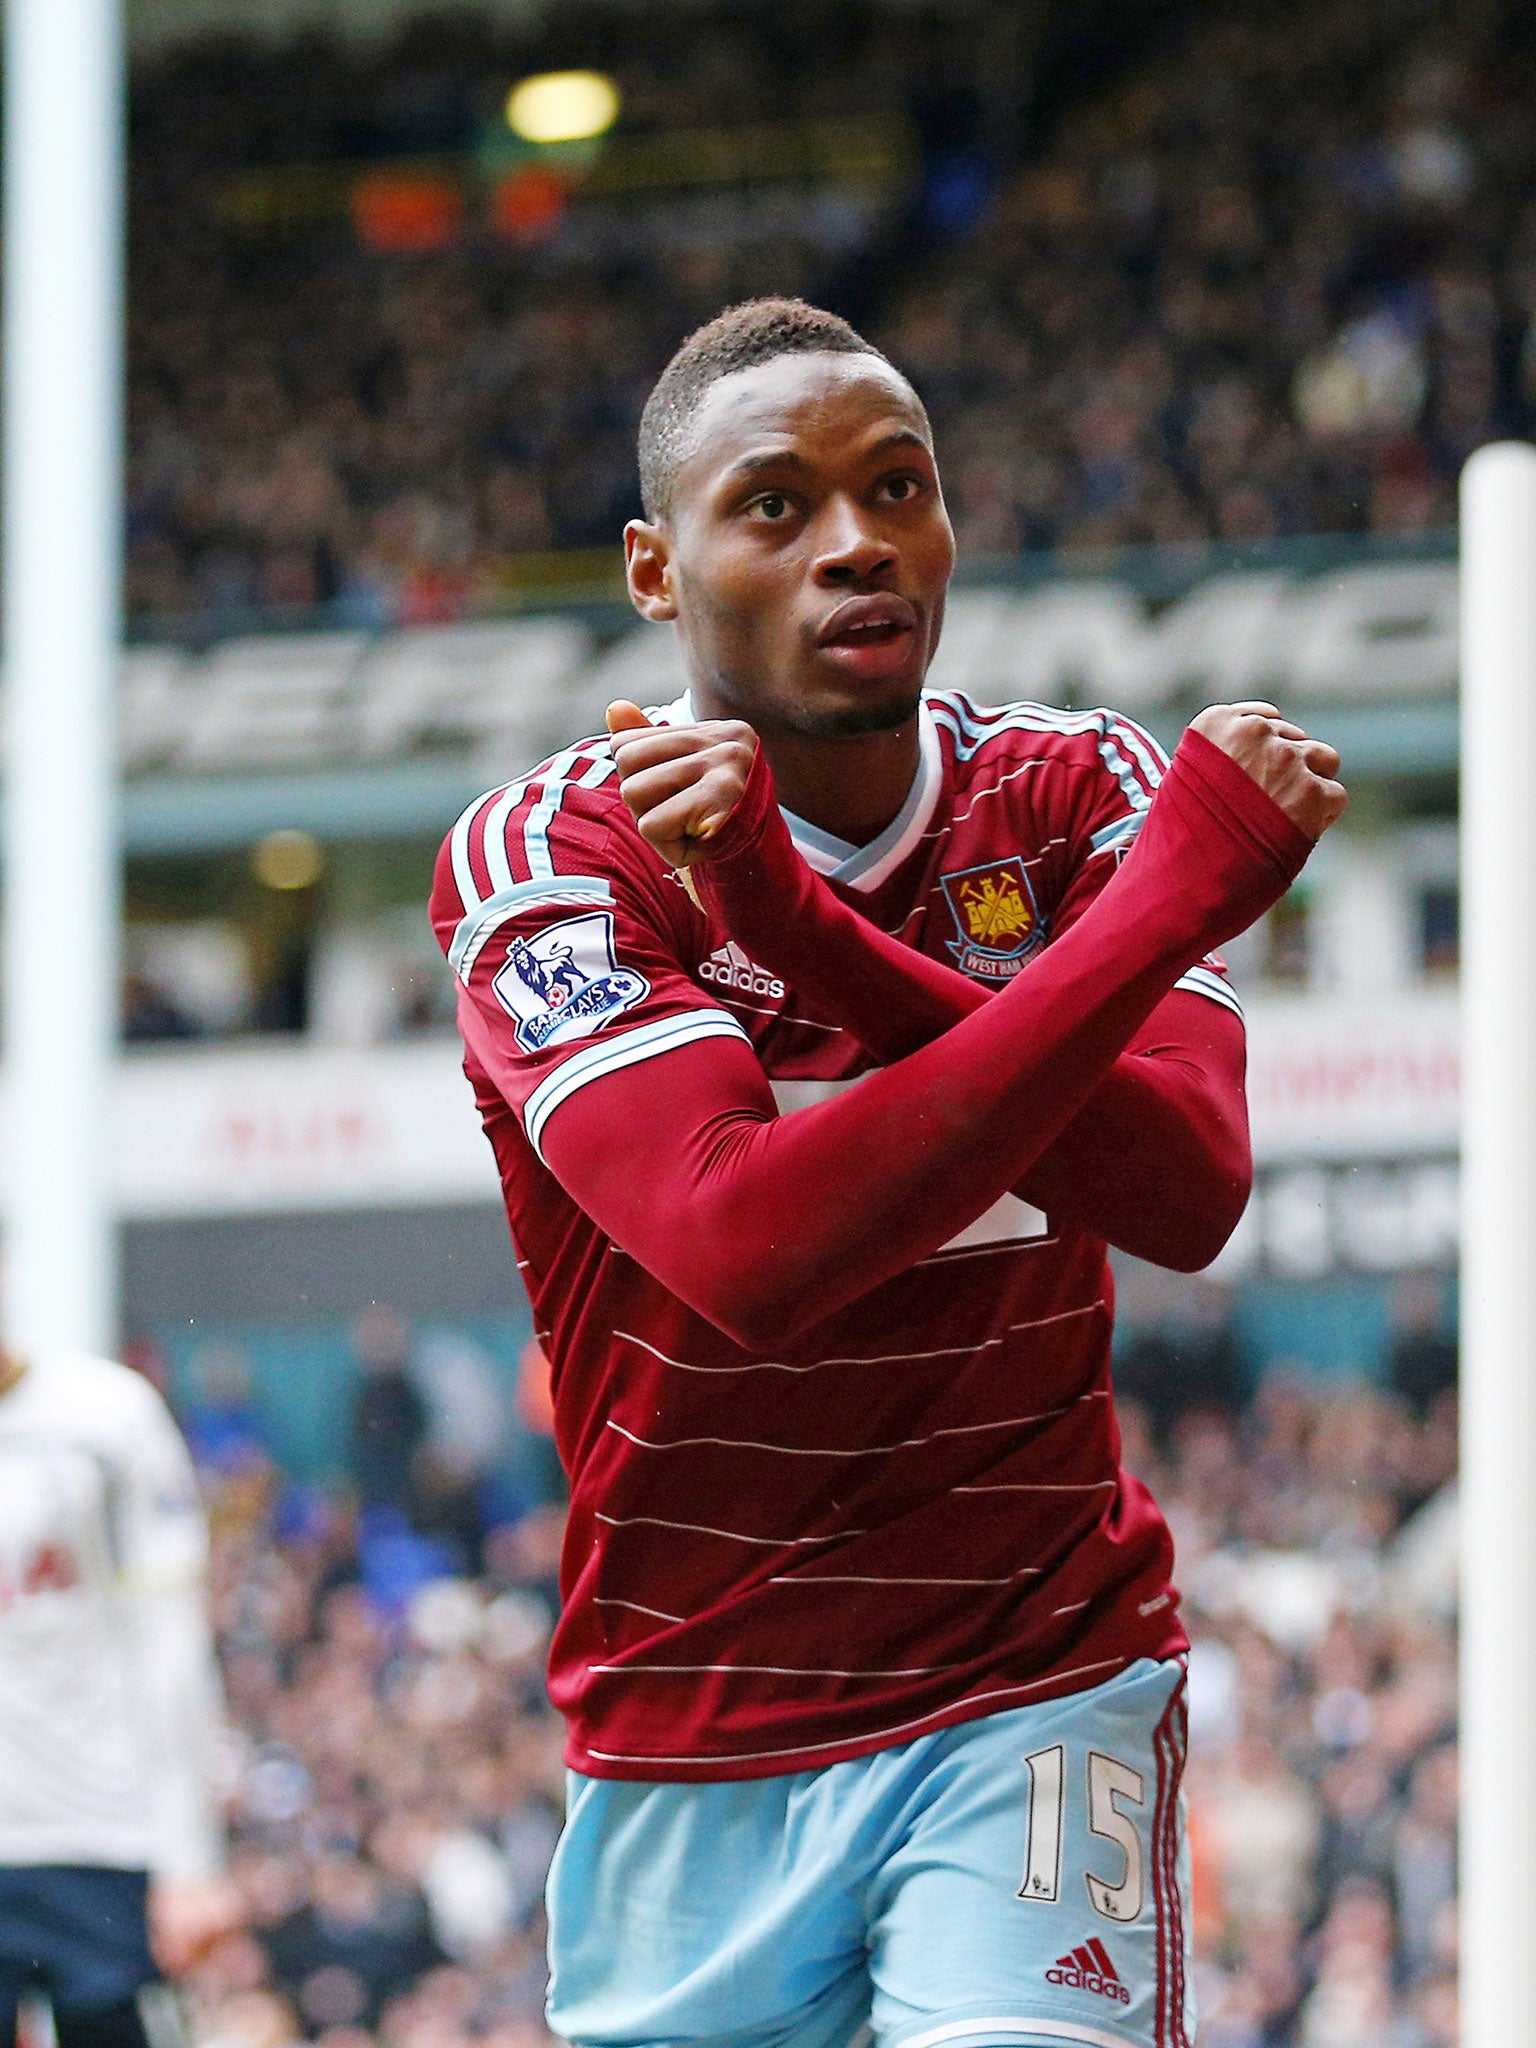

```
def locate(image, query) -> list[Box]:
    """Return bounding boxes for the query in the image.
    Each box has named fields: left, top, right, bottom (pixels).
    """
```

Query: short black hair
left=637, top=296, right=897, bottom=521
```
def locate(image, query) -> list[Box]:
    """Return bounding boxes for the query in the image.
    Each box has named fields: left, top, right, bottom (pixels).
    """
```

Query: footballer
left=0, top=1348, right=232, bottom=2048
left=431, top=298, right=1345, bottom=2048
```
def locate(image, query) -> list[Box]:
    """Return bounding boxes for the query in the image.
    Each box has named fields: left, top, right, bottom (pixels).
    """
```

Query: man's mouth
left=815, top=595, right=920, bottom=679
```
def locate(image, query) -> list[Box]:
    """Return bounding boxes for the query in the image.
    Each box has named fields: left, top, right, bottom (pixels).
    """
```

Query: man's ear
left=624, top=519, right=678, bottom=622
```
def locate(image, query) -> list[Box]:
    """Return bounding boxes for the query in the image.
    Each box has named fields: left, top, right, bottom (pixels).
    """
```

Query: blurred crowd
left=170, top=1323, right=1458, bottom=2048
left=1127, top=1383, right=1458, bottom=2047
left=123, top=0, right=1536, bottom=628
left=193, top=1476, right=568, bottom=2048
left=168, top=1306, right=569, bottom=2048
left=126, top=1, right=1032, bottom=627
left=880, top=0, right=1536, bottom=556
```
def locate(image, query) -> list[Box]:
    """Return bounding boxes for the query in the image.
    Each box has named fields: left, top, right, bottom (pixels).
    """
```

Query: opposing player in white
left=0, top=1348, right=235, bottom=2048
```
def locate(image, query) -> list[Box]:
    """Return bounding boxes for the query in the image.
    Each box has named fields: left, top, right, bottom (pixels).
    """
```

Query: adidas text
left=1047, top=1941, right=1130, bottom=2005
left=700, top=948, right=785, bottom=1001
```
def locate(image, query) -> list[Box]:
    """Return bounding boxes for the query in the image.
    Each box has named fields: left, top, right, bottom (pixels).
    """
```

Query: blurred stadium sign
left=118, top=545, right=1460, bottom=808
left=930, top=557, right=1459, bottom=712
left=123, top=618, right=588, bottom=774
left=1245, top=990, right=1459, bottom=1160
left=111, top=1040, right=499, bottom=1216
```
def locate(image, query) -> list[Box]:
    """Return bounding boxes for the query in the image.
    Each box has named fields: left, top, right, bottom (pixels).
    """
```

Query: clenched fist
left=1189, top=701, right=1346, bottom=840
left=607, top=699, right=758, bottom=868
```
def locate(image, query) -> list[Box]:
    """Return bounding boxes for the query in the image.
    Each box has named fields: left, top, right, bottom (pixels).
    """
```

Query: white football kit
left=0, top=1353, right=224, bottom=1878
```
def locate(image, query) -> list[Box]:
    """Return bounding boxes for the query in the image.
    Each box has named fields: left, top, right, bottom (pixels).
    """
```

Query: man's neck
left=693, top=693, right=923, bottom=849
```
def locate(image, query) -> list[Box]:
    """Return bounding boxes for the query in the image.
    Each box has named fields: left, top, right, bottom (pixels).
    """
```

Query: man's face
left=628, top=352, right=956, bottom=737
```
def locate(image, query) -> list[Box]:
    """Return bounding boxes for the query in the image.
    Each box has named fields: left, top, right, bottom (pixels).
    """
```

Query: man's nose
left=813, top=500, right=897, bottom=585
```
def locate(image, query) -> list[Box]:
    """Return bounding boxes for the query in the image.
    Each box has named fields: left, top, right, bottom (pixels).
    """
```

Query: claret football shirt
left=432, top=690, right=1240, bottom=1779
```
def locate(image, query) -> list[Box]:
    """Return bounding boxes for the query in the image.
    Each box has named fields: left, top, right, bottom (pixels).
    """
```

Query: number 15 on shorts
left=1019, top=1744, right=1145, bottom=1921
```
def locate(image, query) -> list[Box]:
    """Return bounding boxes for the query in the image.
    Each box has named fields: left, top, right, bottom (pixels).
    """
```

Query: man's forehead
left=682, top=352, right=930, bottom=483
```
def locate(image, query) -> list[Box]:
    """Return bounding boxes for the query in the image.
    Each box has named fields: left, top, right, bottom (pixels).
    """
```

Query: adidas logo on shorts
left=1046, top=1937, right=1130, bottom=2005
left=699, top=941, right=785, bottom=1001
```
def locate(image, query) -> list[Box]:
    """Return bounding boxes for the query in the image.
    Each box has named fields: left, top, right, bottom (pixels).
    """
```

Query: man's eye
left=881, top=475, right=921, bottom=502
left=751, top=493, right=790, bottom=520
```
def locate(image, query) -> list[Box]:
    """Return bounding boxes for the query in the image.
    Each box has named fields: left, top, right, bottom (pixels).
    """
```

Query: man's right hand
left=606, top=699, right=758, bottom=869
left=1188, top=701, right=1347, bottom=840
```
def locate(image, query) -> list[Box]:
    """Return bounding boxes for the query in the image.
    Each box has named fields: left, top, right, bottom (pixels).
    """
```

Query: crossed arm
left=458, top=721, right=1330, bottom=1346
left=601, top=699, right=1344, bottom=1278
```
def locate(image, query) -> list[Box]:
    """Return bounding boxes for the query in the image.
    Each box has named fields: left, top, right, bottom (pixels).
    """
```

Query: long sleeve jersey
left=682, top=716, right=1254, bottom=1275
left=431, top=690, right=1311, bottom=1779
left=0, top=1352, right=225, bottom=1876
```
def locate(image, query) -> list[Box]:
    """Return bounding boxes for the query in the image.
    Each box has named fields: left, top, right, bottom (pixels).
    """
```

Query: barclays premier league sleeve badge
left=939, top=858, right=1046, bottom=983
left=493, top=912, right=649, bottom=1052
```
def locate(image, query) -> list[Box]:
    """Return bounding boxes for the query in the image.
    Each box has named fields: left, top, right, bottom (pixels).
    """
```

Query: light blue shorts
left=547, top=1657, right=1193, bottom=2048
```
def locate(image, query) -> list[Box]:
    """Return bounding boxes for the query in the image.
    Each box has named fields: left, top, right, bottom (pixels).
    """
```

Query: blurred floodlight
left=253, top=828, right=325, bottom=891
left=506, top=70, right=620, bottom=145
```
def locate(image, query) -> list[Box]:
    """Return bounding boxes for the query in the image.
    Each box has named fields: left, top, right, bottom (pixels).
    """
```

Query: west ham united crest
left=939, top=858, right=1045, bottom=982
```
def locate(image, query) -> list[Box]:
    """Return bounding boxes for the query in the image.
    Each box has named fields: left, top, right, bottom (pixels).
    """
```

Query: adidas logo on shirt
left=1046, top=1938, right=1130, bottom=2005
left=699, top=941, right=786, bottom=1001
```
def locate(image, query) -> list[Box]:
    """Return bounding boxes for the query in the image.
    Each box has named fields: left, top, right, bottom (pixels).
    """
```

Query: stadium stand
left=875, top=0, right=1533, bottom=558
left=124, top=0, right=1535, bottom=629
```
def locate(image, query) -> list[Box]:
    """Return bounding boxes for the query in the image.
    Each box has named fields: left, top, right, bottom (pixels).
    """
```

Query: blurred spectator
left=412, top=1332, right=510, bottom=1491
left=125, top=925, right=253, bottom=1041
left=1115, top=1281, right=1246, bottom=1428
left=348, top=1311, right=427, bottom=1512
left=123, top=969, right=203, bottom=1043
left=389, top=963, right=450, bottom=1038
left=496, top=1342, right=563, bottom=1524
left=182, top=1344, right=271, bottom=1477
left=1157, top=1377, right=1456, bottom=2046
left=348, top=1318, right=518, bottom=1571
left=1393, top=1743, right=1457, bottom=1984
left=262, top=1856, right=441, bottom=2029
left=1385, top=1271, right=1458, bottom=1416
left=194, top=1465, right=562, bottom=2048
left=1296, top=1878, right=1401, bottom=2047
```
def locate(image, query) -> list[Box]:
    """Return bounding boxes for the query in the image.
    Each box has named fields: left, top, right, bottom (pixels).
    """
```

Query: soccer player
left=0, top=1346, right=234, bottom=2048
left=430, top=298, right=1346, bottom=2048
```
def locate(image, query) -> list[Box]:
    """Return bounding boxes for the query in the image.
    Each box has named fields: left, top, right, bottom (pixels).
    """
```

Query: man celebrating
left=431, top=298, right=1344, bottom=2048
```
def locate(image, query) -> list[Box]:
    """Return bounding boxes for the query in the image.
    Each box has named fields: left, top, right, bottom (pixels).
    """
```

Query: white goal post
left=1460, top=440, right=1536, bottom=2048
left=2, top=0, right=124, bottom=1354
